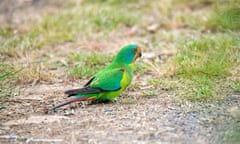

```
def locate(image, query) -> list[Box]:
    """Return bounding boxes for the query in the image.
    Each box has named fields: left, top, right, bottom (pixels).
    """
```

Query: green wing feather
left=90, top=68, right=124, bottom=91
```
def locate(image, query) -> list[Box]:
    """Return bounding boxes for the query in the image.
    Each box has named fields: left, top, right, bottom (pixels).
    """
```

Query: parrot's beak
left=137, top=47, right=142, bottom=58
left=134, top=47, right=142, bottom=61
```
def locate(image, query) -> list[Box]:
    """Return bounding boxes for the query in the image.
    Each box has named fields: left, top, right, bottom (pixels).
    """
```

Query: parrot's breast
left=120, top=68, right=132, bottom=91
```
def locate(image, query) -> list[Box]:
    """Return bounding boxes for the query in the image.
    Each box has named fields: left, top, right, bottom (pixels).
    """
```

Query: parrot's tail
left=45, top=96, right=88, bottom=113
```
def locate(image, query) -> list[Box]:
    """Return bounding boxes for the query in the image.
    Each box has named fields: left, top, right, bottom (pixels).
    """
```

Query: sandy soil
left=0, top=81, right=239, bottom=144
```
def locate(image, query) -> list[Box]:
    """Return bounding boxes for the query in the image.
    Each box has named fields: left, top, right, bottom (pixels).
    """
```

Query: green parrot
left=46, top=44, right=142, bottom=112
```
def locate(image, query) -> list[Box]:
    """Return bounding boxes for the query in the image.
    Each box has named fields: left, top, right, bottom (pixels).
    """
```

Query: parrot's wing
left=91, top=68, right=125, bottom=91
left=65, top=68, right=125, bottom=97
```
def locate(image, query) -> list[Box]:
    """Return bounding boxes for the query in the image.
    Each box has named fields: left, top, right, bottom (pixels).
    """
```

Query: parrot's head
left=114, top=44, right=142, bottom=65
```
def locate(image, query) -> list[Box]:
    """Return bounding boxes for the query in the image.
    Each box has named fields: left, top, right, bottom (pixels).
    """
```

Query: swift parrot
left=46, top=44, right=142, bottom=112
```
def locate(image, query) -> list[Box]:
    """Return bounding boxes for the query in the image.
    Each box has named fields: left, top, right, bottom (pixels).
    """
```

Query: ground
left=1, top=84, right=240, bottom=143
left=0, top=0, right=240, bottom=144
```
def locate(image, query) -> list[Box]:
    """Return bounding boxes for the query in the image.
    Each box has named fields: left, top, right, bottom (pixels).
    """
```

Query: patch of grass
left=68, top=52, right=112, bottom=65
left=0, top=64, right=19, bottom=81
left=85, top=4, right=138, bottom=31
left=0, top=32, right=38, bottom=58
left=67, top=52, right=112, bottom=78
left=174, top=34, right=239, bottom=100
left=0, top=87, right=17, bottom=99
left=191, top=75, right=215, bottom=100
left=0, top=61, right=54, bottom=85
left=40, top=0, right=140, bottom=36
left=135, top=62, right=152, bottom=75
left=142, top=90, right=156, bottom=97
left=147, top=79, right=162, bottom=86
left=16, top=64, right=52, bottom=84
left=130, top=82, right=141, bottom=89
left=231, top=80, right=240, bottom=92
left=207, top=1, right=240, bottom=30
left=0, top=0, right=146, bottom=85
left=0, top=28, right=14, bottom=37
left=177, top=36, right=238, bottom=77
left=0, top=64, right=21, bottom=99
left=68, top=65, right=101, bottom=79
left=0, top=0, right=140, bottom=59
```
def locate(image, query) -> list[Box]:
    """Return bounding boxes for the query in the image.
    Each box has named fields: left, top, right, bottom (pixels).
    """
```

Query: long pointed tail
left=45, top=96, right=88, bottom=113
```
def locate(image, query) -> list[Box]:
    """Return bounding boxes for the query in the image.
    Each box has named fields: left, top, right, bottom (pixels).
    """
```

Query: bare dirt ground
left=1, top=82, right=239, bottom=143
left=0, top=1, right=240, bottom=144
